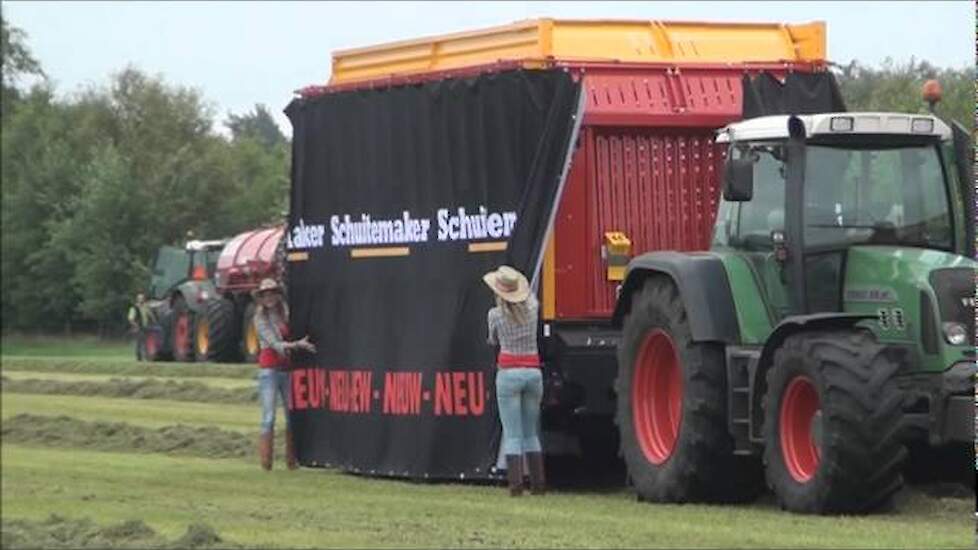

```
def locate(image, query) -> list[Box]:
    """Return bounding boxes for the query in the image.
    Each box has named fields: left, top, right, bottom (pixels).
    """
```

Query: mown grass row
left=1, top=515, right=237, bottom=549
left=1, top=357, right=256, bottom=379
left=0, top=375, right=257, bottom=405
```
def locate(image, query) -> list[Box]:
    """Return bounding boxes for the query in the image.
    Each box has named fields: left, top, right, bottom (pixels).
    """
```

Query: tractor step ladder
left=725, top=347, right=761, bottom=455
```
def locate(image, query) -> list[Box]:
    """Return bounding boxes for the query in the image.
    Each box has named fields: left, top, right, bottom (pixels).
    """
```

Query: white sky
left=3, top=1, right=975, bottom=137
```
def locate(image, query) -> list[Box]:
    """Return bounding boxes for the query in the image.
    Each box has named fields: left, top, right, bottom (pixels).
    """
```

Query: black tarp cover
left=283, top=70, right=582, bottom=478
left=741, top=72, right=847, bottom=118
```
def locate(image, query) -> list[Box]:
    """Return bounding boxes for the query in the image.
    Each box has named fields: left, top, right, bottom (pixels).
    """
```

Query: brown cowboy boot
left=527, top=452, right=546, bottom=495
left=505, top=455, right=524, bottom=497
left=285, top=429, right=298, bottom=470
left=259, top=431, right=273, bottom=471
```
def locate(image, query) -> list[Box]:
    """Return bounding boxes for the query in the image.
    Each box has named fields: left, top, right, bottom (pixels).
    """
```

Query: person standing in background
left=127, top=293, right=156, bottom=360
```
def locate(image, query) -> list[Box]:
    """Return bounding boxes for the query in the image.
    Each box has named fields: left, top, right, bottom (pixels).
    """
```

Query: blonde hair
left=256, top=293, right=289, bottom=320
left=496, top=294, right=529, bottom=325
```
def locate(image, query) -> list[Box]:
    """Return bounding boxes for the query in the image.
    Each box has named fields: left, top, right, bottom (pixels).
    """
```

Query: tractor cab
left=713, top=113, right=973, bottom=362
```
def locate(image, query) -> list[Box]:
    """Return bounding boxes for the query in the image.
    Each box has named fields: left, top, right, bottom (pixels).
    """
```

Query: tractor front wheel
left=616, top=276, right=756, bottom=503
left=206, top=297, right=241, bottom=363
left=764, top=330, right=906, bottom=514
left=240, top=301, right=260, bottom=363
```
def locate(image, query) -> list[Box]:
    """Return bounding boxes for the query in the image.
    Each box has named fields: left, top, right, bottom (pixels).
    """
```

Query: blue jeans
left=258, top=368, right=291, bottom=435
left=496, top=367, right=543, bottom=456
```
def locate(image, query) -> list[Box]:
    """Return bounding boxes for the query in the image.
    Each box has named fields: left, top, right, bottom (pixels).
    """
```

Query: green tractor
left=143, top=239, right=226, bottom=362
left=613, top=111, right=975, bottom=514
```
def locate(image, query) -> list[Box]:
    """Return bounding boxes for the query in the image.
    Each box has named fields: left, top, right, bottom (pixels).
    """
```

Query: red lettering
left=330, top=371, right=350, bottom=412
left=409, top=373, right=422, bottom=415
left=359, top=371, right=372, bottom=413
left=315, top=369, right=327, bottom=409
left=308, top=369, right=321, bottom=408
left=293, top=369, right=309, bottom=410
left=383, top=372, right=397, bottom=414
left=382, top=372, right=422, bottom=415
left=467, top=372, right=484, bottom=415
left=452, top=372, right=468, bottom=415
left=434, top=373, right=453, bottom=415
left=348, top=371, right=360, bottom=412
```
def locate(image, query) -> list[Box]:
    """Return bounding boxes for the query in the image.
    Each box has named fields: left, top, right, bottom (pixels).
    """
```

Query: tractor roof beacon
left=613, top=110, right=976, bottom=515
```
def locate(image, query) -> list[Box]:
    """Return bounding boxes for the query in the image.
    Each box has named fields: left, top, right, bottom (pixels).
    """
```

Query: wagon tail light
left=192, top=265, right=207, bottom=281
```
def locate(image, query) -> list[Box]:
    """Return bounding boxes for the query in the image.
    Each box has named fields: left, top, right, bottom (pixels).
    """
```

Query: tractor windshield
left=803, top=144, right=952, bottom=251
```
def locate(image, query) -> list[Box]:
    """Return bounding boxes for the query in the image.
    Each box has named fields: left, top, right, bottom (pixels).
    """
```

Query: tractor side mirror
left=722, top=152, right=754, bottom=202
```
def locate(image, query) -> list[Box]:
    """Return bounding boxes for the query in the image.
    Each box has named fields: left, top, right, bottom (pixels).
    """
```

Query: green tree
left=1, top=17, right=45, bottom=109
left=833, top=58, right=973, bottom=132
left=225, top=103, right=286, bottom=150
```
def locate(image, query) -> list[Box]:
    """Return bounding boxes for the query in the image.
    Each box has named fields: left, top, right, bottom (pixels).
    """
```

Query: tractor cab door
left=717, top=144, right=792, bottom=322
left=150, top=245, right=191, bottom=300
left=949, top=121, right=974, bottom=258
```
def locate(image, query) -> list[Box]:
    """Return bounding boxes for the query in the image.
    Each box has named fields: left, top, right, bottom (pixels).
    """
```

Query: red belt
left=258, top=348, right=290, bottom=369
left=497, top=353, right=541, bottom=369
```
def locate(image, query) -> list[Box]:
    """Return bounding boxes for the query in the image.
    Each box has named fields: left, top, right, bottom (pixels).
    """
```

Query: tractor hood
left=844, top=246, right=976, bottom=373
left=845, top=246, right=976, bottom=290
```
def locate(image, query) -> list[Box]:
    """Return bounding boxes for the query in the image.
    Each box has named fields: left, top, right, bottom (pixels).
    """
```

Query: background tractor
left=613, top=111, right=975, bottom=514
left=203, top=224, right=285, bottom=363
left=142, top=239, right=226, bottom=362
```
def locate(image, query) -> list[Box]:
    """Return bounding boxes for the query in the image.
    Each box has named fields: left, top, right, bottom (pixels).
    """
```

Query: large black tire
left=763, top=330, right=906, bottom=514
left=240, top=300, right=260, bottom=364
left=170, top=296, right=195, bottom=362
left=616, top=275, right=758, bottom=503
left=206, top=297, right=241, bottom=363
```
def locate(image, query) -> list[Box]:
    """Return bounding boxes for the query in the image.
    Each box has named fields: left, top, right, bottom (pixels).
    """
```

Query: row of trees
left=2, top=19, right=291, bottom=333
left=1, top=19, right=973, bottom=334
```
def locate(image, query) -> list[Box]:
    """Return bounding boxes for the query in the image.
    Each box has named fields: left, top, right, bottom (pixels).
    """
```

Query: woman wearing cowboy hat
left=483, top=265, right=546, bottom=496
left=253, top=277, right=316, bottom=471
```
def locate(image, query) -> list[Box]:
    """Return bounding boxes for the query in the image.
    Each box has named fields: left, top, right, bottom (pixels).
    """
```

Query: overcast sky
left=4, top=1, right=974, bottom=137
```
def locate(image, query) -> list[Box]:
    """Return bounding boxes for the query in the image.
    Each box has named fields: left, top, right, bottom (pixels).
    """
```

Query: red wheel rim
left=632, top=329, right=683, bottom=465
left=174, top=312, right=190, bottom=358
left=145, top=333, right=158, bottom=359
left=780, top=376, right=821, bottom=483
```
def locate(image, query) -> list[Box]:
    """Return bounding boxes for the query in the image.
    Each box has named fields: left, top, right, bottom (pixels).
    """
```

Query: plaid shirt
left=255, top=307, right=289, bottom=356
left=486, top=295, right=539, bottom=356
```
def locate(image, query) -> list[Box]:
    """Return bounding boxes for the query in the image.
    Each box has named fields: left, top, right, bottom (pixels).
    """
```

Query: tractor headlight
left=830, top=116, right=854, bottom=132
left=942, top=322, right=968, bottom=345
left=911, top=118, right=934, bottom=134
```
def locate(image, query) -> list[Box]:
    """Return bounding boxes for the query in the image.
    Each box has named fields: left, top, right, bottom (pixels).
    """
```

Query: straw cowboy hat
left=252, top=278, right=283, bottom=298
left=482, top=265, right=530, bottom=303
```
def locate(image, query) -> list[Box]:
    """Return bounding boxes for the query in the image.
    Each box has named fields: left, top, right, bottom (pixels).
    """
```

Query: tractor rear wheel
left=240, top=301, right=260, bottom=363
left=171, top=296, right=195, bottom=362
left=141, top=328, right=165, bottom=362
left=764, top=330, right=906, bottom=514
left=193, top=314, right=210, bottom=362
left=206, top=298, right=241, bottom=363
left=616, top=276, right=755, bottom=503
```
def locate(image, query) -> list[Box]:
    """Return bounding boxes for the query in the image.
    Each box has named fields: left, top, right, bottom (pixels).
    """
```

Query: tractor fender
left=173, top=281, right=218, bottom=315
left=611, top=251, right=740, bottom=344
left=748, top=313, right=874, bottom=440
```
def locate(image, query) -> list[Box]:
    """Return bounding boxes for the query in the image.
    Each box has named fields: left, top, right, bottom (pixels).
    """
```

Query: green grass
left=0, top=370, right=254, bottom=390
left=2, top=444, right=970, bottom=549
left=0, top=393, right=279, bottom=433
left=0, top=357, right=256, bottom=379
left=0, top=351, right=972, bottom=548
left=1, top=335, right=133, bottom=358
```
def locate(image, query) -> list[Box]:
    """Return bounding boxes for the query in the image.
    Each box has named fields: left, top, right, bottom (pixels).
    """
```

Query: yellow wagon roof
left=328, top=18, right=826, bottom=86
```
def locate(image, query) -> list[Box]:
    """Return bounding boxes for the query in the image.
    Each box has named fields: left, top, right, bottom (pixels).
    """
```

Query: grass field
left=0, top=336, right=973, bottom=548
